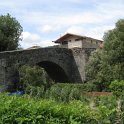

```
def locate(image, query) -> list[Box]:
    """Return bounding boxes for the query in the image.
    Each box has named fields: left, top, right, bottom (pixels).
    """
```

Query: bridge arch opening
left=37, top=61, right=70, bottom=83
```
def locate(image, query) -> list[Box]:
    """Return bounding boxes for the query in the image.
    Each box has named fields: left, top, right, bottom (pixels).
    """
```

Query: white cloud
left=65, top=25, right=115, bottom=40
left=21, top=8, right=123, bottom=32
left=65, top=26, right=85, bottom=35
left=85, top=25, right=115, bottom=40
left=94, top=0, right=124, bottom=19
left=41, top=25, right=53, bottom=32
left=1, top=0, right=124, bottom=48
left=38, top=24, right=62, bottom=33
left=0, top=0, right=31, bottom=10
left=22, top=32, right=41, bottom=42
left=20, top=32, right=55, bottom=48
left=22, top=12, right=106, bottom=27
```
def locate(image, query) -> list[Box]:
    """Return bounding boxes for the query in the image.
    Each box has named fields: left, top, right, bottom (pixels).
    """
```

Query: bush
left=0, top=94, right=123, bottom=124
left=18, top=65, right=54, bottom=97
left=47, top=83, right=97, bottom=102
left=109, top=80, right=124, bottom=97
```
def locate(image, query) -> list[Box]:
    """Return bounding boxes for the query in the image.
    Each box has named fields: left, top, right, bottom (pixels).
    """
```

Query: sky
left=0, top=0, right=124, bottom=48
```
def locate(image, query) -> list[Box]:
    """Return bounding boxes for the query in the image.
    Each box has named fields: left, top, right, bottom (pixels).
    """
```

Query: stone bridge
left=0, top=47, right=93, bottom=92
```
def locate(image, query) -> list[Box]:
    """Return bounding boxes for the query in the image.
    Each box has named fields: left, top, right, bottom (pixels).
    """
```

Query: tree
left=0, top=13, right=23, bottom=51
left=103, top=19, right=124, bottom=81
left=18, top=65, right=54, bottom=97
left=86, top=19, right=124, bottom=91
left=86, top=49, right=103, bottom=82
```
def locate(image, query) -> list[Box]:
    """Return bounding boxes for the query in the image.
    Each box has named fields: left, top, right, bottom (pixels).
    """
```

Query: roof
left=27, top=46, right=41, bottom=49
left=53, top=33, right=103, bottom=43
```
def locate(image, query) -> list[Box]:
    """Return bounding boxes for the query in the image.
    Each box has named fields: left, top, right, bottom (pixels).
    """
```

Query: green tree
left=18, top=65, right=53, bottom=97
left=86, top=49, right=105, bottom=90
left=86, top=19, right=124, bottom=91
left=103, top=19, right=124, bottom=81
left=0, top=13, right=23, bottom=51
left=86, top=49, right=103, bottom=81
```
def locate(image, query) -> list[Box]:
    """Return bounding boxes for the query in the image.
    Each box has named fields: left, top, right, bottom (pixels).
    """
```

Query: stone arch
left=37, top=61, right=70, bottom=83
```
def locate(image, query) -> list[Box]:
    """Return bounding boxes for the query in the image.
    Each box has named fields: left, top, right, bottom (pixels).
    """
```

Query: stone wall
left=71, top=48, right=86, bottom=82
left=0, top=48, right=88, bottom=92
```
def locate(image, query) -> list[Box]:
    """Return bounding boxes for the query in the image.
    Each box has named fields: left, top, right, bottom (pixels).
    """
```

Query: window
left=75, top=38, right=80, bottom=41
left=62, top=41, right=68, bottom=45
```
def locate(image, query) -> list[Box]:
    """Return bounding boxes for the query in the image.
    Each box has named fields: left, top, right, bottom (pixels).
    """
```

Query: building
left=53, top=33, right=103, bottom=49
left=27, top=46, right=41, bottom=49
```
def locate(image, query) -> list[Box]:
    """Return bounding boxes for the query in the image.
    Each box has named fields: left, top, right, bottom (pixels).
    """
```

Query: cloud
left=65, top=26, right=85, bottom=35
left=21, top=6, right=123, bottom=32
left=85, top=25, right=115, bottom=40
left=94, top=0, right=124, bottom=19
left=65, top=25, right=115, bottom=40
left=22, top=12, right=105, bottom=27
left=1, top=0, right=124, bottom=48
left=20, top=32, right=55, bottom=48
left=41, top=25, right=53, bottom=32
left=22, top=32, right=41, bottom=42
left=1, top=0, right=123, bottom=29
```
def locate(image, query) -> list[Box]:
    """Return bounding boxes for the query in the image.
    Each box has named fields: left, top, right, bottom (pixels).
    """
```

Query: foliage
left=0, top=13, right=23, bottom=51
left=47, top=83, right=97, bottom=102
left=86, top=19, right=124, bottom=91
left=102, top=19, right=124, bottom=81
left=18, top=65, right=53, bottom=97
left=0, top=94, right=123, bottom=124
left=109, top=80, right=124, bottom=97
left=86, top=49, right=105, bottom=90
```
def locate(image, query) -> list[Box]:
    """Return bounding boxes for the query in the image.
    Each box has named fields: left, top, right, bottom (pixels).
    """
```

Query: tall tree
left=103, top=19, right=124, bottom=81
left=0, top=13, right=23, bottom=51
left=86, top=19, right=124, bottom=91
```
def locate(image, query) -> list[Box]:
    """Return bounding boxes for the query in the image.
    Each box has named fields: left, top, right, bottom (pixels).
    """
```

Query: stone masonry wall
left=0, top=48, right=87, bottom=92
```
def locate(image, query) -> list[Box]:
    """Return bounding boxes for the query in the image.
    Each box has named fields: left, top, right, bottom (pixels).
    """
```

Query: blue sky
left=0, top=0, right=124, bottom=48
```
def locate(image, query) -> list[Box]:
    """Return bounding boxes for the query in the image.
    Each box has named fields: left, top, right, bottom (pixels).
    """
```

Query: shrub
left=47, top=83, right=97, bottom=102
left=0, top=94, right=123, bottom=124
left=109, top=80, right=124, bottom=97
left=18, top=65, right=54, bottom=98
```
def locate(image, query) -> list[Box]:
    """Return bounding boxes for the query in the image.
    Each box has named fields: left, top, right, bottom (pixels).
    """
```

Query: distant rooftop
left=27, top=46, right=41, bottom=49
left=53, top=33, right=103, bottom=43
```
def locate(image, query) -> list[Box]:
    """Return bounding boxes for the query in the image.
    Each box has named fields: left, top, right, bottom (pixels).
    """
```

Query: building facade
left=53, top=33, right=103, bottom=49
